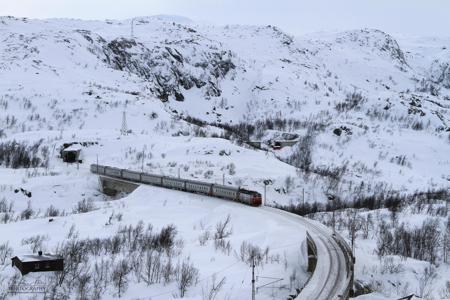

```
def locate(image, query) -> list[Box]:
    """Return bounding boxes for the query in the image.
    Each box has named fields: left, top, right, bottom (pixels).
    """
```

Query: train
left=90, top=164, right=262, bottom=206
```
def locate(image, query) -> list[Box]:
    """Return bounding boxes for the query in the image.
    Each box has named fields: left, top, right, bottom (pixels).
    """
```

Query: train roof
left=239, top=188, right=261, bottom=195
left=184, top=179, right=212, bottom=185
left=141, top=172, right=163, bottom=177
left=212, top=184, right=239, bottom=192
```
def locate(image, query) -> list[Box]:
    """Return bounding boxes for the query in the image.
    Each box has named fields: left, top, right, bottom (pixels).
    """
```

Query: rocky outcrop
left=429, top=59, right=450, bottom=89
left=335, top=29, right=408, bottom=67
left=78, top=31, right=236, bottom=102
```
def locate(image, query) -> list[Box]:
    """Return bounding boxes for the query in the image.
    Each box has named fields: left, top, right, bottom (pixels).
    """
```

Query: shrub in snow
left=416, top=264, right=437, bottom=298
left=176, top=257, right=199, bottom=298
left=439, top=281, right=450, bottom=298
left=75, top=272, right=92, bottom=300
left=201, top=275, right=226, bottom=300
left=227, top=163, right=236, bottom=175
left=203, top=170, right=214, bottom=179
left=198, top=231, right=210, bottom=246
left=20, top=201, right=34, bottom=220
left=0, top=242, right=13, bottom=265
left=112, top=259, right=131, bottom=298
left=214, top=215, right=232, bottom=240
left=21, top=234, right=47, bottom=253
left=376, top=218, right=441, bottom=264
left=45, top=205, right=61, bottom=217
left=238, top=241, right=269, bottom=266
left=288, top=128, right=315, bottom=172
left=0, top=198, right=13, bottom=214
left=284, top=175, right=294, bottom=194
left=335, top=92, right=366, bottom=112
left=0, top=139, right=49, bottom=169
left=73, top=198, right=95, bottom=214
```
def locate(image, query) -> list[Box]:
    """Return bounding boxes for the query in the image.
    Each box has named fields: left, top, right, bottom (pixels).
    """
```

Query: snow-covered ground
left=0, top=163, right=309, bottom=299
left=1, top=16, right=449, bottom=203
left=0, top=15, right=449, bottom=299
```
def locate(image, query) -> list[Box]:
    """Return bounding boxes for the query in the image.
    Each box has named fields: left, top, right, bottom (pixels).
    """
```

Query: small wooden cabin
left=61, top=144, right=82, bottom=163
left=11, top=251, right=64, bottom=275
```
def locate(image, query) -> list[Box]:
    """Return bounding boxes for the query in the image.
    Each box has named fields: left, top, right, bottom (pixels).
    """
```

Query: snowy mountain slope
left=0, top=15, right=449, bottom=300
left=1, top=16, right=448, bottom=205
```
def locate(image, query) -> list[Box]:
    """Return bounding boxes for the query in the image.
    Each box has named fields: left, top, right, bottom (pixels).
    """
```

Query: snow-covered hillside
left=0, top=15, right=449, bottom=299
left=0, top=16, right=449, bottom=204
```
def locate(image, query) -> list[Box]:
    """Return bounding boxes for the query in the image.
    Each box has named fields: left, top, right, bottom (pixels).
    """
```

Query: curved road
left=262, top=207, right=351, bottom=300
left=262, top=208, right=352, bottom=300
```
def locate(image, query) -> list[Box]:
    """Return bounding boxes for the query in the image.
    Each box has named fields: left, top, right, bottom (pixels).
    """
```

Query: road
left=259, top=207, right=352, bottom=300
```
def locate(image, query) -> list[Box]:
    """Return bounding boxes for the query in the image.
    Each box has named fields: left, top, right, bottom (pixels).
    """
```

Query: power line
left=147, top=240, right=302, bottom=298
left=148, top=260, right=242, bottom=298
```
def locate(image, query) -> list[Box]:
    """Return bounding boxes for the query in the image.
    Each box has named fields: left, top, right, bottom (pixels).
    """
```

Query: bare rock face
left=335, top=29, right=408, bottom=67
left=429, top=60, right=450, bottom=89
left=78, top=31, right=235, bottom=102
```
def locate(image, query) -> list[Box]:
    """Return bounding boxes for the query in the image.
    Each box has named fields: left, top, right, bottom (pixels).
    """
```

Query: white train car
left=212, top=185, right=239, bottom=200
left=185, top=179, right=212, bottom=195
left=122, top=170, right=141, bottom=182
left=162, top=177, right=185, bottom=190
left=141, top=173, right=163, bottom=186
left=90, top=164, right=105, bottom=175
left=104, top=166, right=122, bottom=178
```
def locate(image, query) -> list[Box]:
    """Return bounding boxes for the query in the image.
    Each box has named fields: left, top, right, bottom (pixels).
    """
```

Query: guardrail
left=306, top=231, right=317, bottom=273
left=332, top=232, right=354, bottom=299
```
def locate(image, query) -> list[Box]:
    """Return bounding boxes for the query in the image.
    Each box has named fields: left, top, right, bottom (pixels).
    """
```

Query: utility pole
left=263, top=180, right=272, bottom=207
left=251, top=256, right=256, bottom=300
left=96, top=154, right=99, bottom=172
left=178, top=167, right=180, bottom=179
left=446, top=193, right=448, bottom=216
left=327, top=195, right=336, bottom=234
left=131, top=18, right=135, bottom=39
left=332, top=208, right=335, bottom=234
left=264, top=184, right=266, bottom=206
left=223, top=173, right=225, bottom=185
left=302, top=188, right=305, bottom=206
left=351, top=210, right=356, bottom=256
left=141, top=148, right=145, bottom=172
left=121, top=111, right=128, bottom=136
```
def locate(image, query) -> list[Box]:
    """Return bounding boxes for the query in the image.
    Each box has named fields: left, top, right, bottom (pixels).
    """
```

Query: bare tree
left=444, top=216, right=450, bottom=264
left=20, top=200, right=34, bottom=220
left=416, top=264, right=436, bottom=298
left=284, top=176, right=294, bottom=194
left=111, top=259, right=131, bottom=298
left=439, top=281, right=450, bottom=298
left=141, top=250, right=162, bottom=285
left=21, top=234, right=47, bottom=253
left=202, top=275, right=226, bottom=300
left=288, top=128, right=315, bottom=172
left=177, top=257, right=199, bottom=297
left=91, top=259, right=109, bottom=300
left=214, top=215, right=232, bottom=240
left=0, top=242, right=12, bottom=265
left=238, top=241, right=269, bottom=266
left=75, top=271, right=92, bottom=300
left=163, top=256, right=175, bottom=284
left=361, top=213, right=372, bottom=239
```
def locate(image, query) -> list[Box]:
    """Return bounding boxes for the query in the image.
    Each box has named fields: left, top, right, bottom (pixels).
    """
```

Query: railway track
left=91, top=165, right=354, bottom=300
